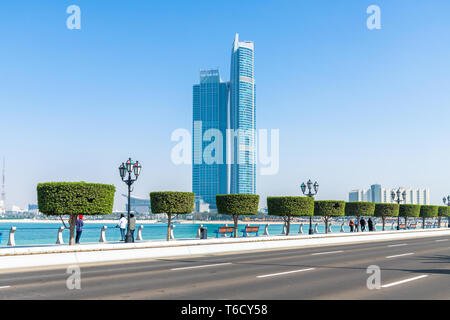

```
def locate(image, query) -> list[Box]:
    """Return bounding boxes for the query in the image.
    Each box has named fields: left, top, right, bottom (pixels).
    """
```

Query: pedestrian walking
left=75, top=215, right=84, bottom=244
left=368, top=218, right=374, bottom=232
left=349, top=219, right=355, bottom=232
left=129, top=213, right=136, bottom=242
left=360, top=217, right=366, bottom=232
left=116, top=214, right=127, bottom=241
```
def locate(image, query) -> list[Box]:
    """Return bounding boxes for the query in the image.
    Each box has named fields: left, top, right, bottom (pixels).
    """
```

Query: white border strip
left=311, top=250, right=344, bottom=256
left=170, top=263, right=232, bottom=271
left=381, top=275, right=428, bottom=288
left=257, top=268, right=315, bottom=278
left=386, top=253, right=414, bottom=259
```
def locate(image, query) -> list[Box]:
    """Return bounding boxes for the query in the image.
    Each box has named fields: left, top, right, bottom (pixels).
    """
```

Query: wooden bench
left=407, top=223, right=417, bottom=229
left=240, top=225, right=259, bottom=237
left=398, top=224, right=406, bottom=230
left=214, top=226, right=235, bottom=238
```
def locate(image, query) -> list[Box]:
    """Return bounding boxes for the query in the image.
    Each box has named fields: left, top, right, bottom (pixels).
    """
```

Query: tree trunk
left=438, top=216, right=441, bottom=228
left=286, top=216, right=291, bottom=235
left=382, top=217, right=385, bottom=231
left=324, top=217, right=328, bottom=234
left=69, top=214, right=77, bottom=246
left=233, top=215, right=238, bottom=238
left=423, top=216, right=425, bottom=229
left=405, top=217, right=407, bottom=227
left=167, top=213, right=172, bottom=241
left=357, top=215, right=360, bottom=232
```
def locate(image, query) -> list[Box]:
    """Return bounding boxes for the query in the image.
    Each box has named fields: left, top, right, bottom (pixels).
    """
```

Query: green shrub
left=437, top=206, right=450, bottom=228
left=374, top=203, right=399, bottom=231
left=345, top=202, right=375, bottom=232
left=419, top=205, right=439, bottom=229
left=150, top=191, right=195, bottom=240
left=216, top=194, right=259, bottom=238
left=37, top=182, right=115, bottom=245
left=267, top=196, right=314, bottom=235
left=314, top=201, right=345, bottom=234
left=399, top=204, right=421, bottom=225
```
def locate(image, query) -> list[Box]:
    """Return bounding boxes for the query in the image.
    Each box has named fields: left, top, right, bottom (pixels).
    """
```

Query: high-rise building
left=349, top=184, right=431, bottom=205
left=229, top=33, right=256, bottom=194
left=192, top=69, right=229, bottom=210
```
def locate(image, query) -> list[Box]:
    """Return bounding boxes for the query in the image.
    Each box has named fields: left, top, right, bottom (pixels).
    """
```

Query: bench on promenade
left=407, top=223, right=417, bottom=230
left=240, top=226, right=259, bottom=237
left=398, top=224, right=406, bottom=230
left=425, top=222, right=433, bottom=229
left=214, top=227, right=235, bottom=238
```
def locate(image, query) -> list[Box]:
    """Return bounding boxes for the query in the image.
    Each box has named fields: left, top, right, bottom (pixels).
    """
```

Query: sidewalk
left=0, top=228, right=449, bottom=271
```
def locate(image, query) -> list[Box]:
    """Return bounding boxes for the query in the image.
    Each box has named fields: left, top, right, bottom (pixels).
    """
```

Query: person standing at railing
left=349, top=219, right=355, bottom=232
left=75, top=215, right=84, bottom=244
left=116, top=214, right=127, bottom=241
left=129, top=213, right=136, bottom=242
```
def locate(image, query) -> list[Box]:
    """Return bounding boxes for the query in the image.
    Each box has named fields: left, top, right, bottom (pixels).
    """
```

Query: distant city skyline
left=349, top=184, right=431, bottom=205
left=1, top=1, right=450, bottom=210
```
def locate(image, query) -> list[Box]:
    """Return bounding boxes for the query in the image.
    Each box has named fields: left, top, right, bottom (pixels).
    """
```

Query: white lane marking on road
left=257, top=268, right=315, bottom=278
left=386, top=253, right=414, bottom=259
left=171, top=263, right=232, bottom=271
left=311, top=250, right=344, bottom=256
left=0, top=286, right=11, bottom=289
left=435, top=239, right=449, bottom=242
left=381, top=275, right=428, bottom=288
left=387, top=243, right=408, bottom=247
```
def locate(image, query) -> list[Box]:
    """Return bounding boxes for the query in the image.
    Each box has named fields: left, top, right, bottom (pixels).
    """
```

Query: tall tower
left=229, top=33, right=256, bottom=194
left=192, top=70, right=229, bottom=210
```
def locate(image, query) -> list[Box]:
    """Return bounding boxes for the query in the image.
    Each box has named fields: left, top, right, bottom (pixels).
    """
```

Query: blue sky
left=1, top=0, right=450, bottom=210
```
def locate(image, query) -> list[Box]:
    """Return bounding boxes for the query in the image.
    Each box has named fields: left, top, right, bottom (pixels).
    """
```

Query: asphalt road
left=0, top=234, right=448, bottom=300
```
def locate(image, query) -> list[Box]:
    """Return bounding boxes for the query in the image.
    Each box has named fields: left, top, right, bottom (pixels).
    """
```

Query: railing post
left=314, top=223, right=319, bottom=234
left=327, top=223, right=332, bottom=233
left=263, top=224, right=269, bottom=236
left=298, top=223, right=304, bottom=234
left=56, top=227, right=64, bottom=245
left=8, top=227, right=16, bottom=246
left=281, top=223, right=287, bottom=235
left=243, top=224, right=248, bottom=237
left=136, top=225, right=144, bottom=241
left=196, top=224, right=203, bottom=239
left=391, top=222, right=395, bottom=230
left=99, top=226, right=107, bottom=243
left=340, top=222, right=345, bottom=233
left=169, top=224, right=175, bottom=240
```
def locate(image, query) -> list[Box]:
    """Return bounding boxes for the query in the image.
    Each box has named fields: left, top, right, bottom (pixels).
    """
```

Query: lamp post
left=119, top=158, right=142, bottom=243
left=301, top=179, right=319, bottom=235
left=391, top=188, right=406, bottom=230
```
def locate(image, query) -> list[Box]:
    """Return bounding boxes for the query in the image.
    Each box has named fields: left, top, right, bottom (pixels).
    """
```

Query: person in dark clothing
left=368, top=218, right=374, bottom=231
left=360, top=217, right=366, bottom=232
left=75, top=215, right=84, bottom=244
left=129, top=213, right=136, bottom=242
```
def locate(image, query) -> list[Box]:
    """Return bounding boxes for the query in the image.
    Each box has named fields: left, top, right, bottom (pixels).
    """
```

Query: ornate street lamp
left=119, top=158, right=141, bottom=243
left=391, top=188, right=406, bottom=230
left=443, top=196, right=450, bottom=206
left=301, top=179, right=319, bottom=235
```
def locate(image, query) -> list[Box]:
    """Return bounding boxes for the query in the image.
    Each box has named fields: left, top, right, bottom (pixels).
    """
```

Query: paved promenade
left=0, top=228, right=448, bottom=272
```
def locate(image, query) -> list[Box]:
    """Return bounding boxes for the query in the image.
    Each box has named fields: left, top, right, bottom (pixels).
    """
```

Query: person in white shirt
left=117, top=214, right=128, bottom=241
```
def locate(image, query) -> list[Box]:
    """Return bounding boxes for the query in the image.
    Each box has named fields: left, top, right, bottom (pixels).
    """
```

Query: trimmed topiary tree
left=267, top=196, right=314, bottom=235
left=37, top=182, right=115, bottom=245
left=216, top=194, right=259, bottom=238
left=150, top=191, right=195, bottom=241
left=374, top=203, right=399, bottom=231
left=314, top=201, right=345, bottom=234
left=420, top=205, right=438, bottom=229
left=345, top=202, right=375, bottom=232
left=399, top=204, right=421, bottom=227
left=438, top=206, right=450, bottom=228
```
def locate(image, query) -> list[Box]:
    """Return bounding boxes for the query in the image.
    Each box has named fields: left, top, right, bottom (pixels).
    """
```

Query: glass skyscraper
left=192, top=34, right=256, bottom=211
left=229, top=33, right=256, bottom=194
left=192, top=70, right=229, bottom=210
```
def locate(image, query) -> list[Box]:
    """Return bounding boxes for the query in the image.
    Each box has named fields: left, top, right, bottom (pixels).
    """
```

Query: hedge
left=374, top=203, right=399, bottom=231
left=37, top=182, right=115, bottom=245
left=420, top=205, right=438, bottom=218
left=267, top=196, right=314, bottom=235
left=150, top=191, right=195, bottom=240
left=399, top=204, right=421, bottom=218
left=438, top=206, right=450, bottom=217
left=314, top=201, right=345, bottom=234
left=216, top=194, right=260, bottom=238
left=345, top=202, right=375, bottom=217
